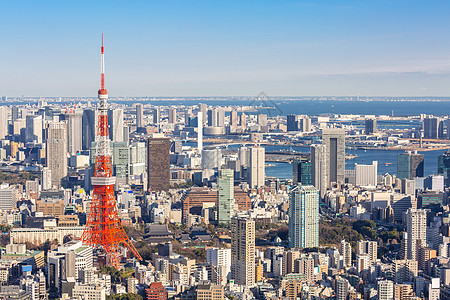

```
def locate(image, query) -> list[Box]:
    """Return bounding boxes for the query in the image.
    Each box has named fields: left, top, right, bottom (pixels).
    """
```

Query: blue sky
left=1, top=0, right=450, bottom=97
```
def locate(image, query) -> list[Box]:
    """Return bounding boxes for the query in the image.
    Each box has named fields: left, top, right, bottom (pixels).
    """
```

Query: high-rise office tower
left=231, top=215, right=255, bottom=286
left=46, top=122, right=68, bottom=189
left=423, top=117, right=439, bottom=139
left=355, top=161, right=378, bottom=186
left=108, top=108, right=124, bottom=142
left=365, top=118, right=377, bottom=135
left=82, top=109, right=97, bottom=151
left=293, top=157, right=312, bottom=185
left=311, top=144, right=328, bottom=196
left=199, top=103, right=207, bottom=125
left=230, top=111, right=238, bottom=126
left=406, top=208, right=427, bottom=261
left=11, top=106, right=19, bottom=122
left=0, top=106, right=8, bottom=140
left=438, top=151, right=450, bottom=187
left=340, top=240, right=352, bottom=268
left=289, top=185, right=319, bottom=248
left=147, top=135, right=170, bottom=191
left=287, top=114, right=299, bottom=131
left=136, top=103, right=144, bottom=128
left=25, top=115, right=43, bottom=143
left=248, top=146, right=265, bottom=188
left=153, top=107, right=160, bottom=126
left=130, top=141, right=146, bottom=176
left=41, top=167, right=52, bottom=191
left=168, top=108, right=176, bottom=124
left=64, top=110, right=83, bottom=154
left=218, top=169, right=234, bottom=224
left=377, top=280, right=394, bottom=300
left=198, top=111, right=203, bottom=152
left=322, top=128, right=345, bottom=185
left=111, top=141, right=130, bottom=186
left=397, top=151, right=424, bottom=179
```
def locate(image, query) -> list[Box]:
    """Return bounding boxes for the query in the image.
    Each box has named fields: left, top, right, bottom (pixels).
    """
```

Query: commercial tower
left=293, top=157, right=312, bottom=185
left=64, top=109, right=83, bottom=154
left=198, top=111, right=203, bottom=152
left=365, top=118, right=377, bottom=135
left=136, top=103, right=144, bottom=127
left=46, top=122, right=68, bottom=189
left=81, top=35, right=142, bottom=267
left=311, top=144, right=328, bottom=197
left=108, top=108, right=124, bottom=142
left=397, top=151, right=424, bottom=179
left=289, top=185, right=319, bottom=248
left=0, top=106, right=8, bottom=140
left=231, top=215, right=255, bottom=286
left=82, top=109, right=97, bottom=150
left=321, top=128, right=345, bottom=186
left=147, top=135, right=170, bottom=191
left=248, top=146, right=265, bottom=189
left=217, top=169, right=234, bottom=224
left=438, top=151, right=450, bottom=187
left=405, top=208, right=427, bottom=261
left=355, top=161, right=378, bottom=186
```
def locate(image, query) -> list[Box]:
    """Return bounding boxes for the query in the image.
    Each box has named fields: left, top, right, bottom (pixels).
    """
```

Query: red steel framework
left=81, top=34, right=142, bottom=268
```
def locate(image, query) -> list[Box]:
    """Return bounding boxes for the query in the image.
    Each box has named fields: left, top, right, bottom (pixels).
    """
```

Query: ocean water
left=186, top=142, right=448, bottom=180
left=109, top=98, right=450, bottom=117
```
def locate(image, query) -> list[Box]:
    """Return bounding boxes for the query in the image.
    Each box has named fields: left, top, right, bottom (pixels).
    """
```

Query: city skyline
left=1, top=1, right=450, bottom=96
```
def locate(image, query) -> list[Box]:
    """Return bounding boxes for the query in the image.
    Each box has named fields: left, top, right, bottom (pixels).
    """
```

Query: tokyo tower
left=81, top=34, right=142, bottom=268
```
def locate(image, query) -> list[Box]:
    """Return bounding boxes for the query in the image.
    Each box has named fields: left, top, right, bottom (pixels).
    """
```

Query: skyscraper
left=406, top=208, right=427, bottom=261
left=287, top=114, right=299, bottom=131
left=438, top=151, right=450, bottom=187
left=248, top=146, right=265, bottom=188
left=397, top=151, right=424, bottom=179
left=82, top=109, right=97, bottom=151
left=321, top=128, right=345, bottom=185
left=108, top=108, right=124, bottom=142
left=218, top=169, right=234, bottom=224
left=300, top=116, right=311, bottom=132
left=198, top=111, right=203, bottom=152
left=0, top=106, right=8, bottom=140
left=289, top=185, right=319, bottom=248
left=153, top=107, right=160, bottom=126
left=64, top=110, right=83, bottom=154
left=231, top=215, right=255, bottom=286
left=311, top=144, right=328, bottom=196
left=25, top=115, right=43, bottom=143
left=168, top=108, right=176, bottom=124
left=423, top=117, right=439, bottom=139
left=147, top=135, right=170, bottom=191
left=365, top=118, right=377, bottom=135
left=136, top=103, right=144, bottom=128
left=46, top=122, right=68, bottom=189
left=355, top=161, right=378, bottom=186
left=293, top=157, right=312, bottom=185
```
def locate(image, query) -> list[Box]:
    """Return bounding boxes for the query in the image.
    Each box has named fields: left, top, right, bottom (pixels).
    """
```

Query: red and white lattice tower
left=81, top=34, right=142, bottom=268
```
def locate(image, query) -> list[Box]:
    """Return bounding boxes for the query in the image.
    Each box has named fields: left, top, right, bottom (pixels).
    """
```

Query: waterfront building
left=322, top=128, right=345, bottom=185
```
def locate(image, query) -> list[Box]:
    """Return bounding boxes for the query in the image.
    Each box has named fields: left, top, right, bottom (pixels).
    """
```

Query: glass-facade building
left=289, top=185, right=319, bottom=248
